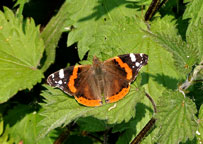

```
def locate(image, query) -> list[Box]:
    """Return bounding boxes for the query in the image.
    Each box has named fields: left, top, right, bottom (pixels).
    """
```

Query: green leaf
left=150, top=16, right=199, bottom=74
left=39, top=84, right=145, bottom=138
left=13, top=0, right=29, bottom=7
left=186, top=20, right=203, bottom=61
left=115, top=100, right=155, bottom=144
left=0, top=126, right=14, bottom=144
left=66, top=0, right=146, bottom=60
left=0, top=114, right=14, bottom=144
left=183, top=0, right=203, bottom=33
left=13, top=0, right=29, bottom=16
left=141, top=16, right=182, bottom=101
left=4, top=104, right=56, bottom=144
left=197, top=105, right=203, bottom=143
left=41, top=1, right=72, bottom=72
left=116, top=129, right=135, bottom=144
left=155, top=90, right=198, bottom=144
left=0, top=7, right=44, bottom=103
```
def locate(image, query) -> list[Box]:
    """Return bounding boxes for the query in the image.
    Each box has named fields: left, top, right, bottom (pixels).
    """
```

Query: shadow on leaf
left=3, top=104, right=33, bottom=127
left=74, top=102, right=153, bottom=143
left=79, top=0, right=142, bottom=22
left=112, top=102, right=154, bottom=143
left=141, top=72, right=180, bottom=90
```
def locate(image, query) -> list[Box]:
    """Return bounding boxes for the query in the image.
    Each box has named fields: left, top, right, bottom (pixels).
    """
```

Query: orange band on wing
left=75, top=96, right=102, bottom=107
left=114, top=57, right=132, bottom=80
left=107, top=86, right=130, bottom=103
left=68, top=66, right=78, bottom=93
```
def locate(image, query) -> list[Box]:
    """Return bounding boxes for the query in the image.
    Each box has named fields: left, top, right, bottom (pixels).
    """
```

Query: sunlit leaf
left=155, top=90, right=198, bottom=144
left=0, top=7, right=44, bottom=103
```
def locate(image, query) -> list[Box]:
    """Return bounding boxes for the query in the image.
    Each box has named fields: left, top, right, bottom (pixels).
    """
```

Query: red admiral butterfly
left=47, top=53, right=148, bottom=107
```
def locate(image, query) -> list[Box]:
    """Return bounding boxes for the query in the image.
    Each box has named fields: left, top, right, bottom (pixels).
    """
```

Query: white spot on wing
left=130, top=53, right=136, bottom=62
left=51, top=74, right=54, bottom=78
left=140, top=53, right=143, bottom=57
left=58, top=80, right=62, bottom=84
left=59, top=69, right=64, bottom=79
left=136, top=62, right=140, bottom=67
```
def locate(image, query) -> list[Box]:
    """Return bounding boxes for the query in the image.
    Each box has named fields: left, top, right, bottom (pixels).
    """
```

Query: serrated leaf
left=0, top=7, right=44, bottom=103
left=4, top=104, right=56, bottom=144
left=150, top=16, right=199, bottom=74
left=39, top=84, right=145, bottom=138
left=13, top=0, right=29, bottom=7
left=66, top=0, right=147, bottom=60
left=13, top=0, right=29, bottom=16
left=41, top=1, right=72, bottom=72
left=155, top=90, right=198, bottom=144
left=183, top=0, right=203, bottom=33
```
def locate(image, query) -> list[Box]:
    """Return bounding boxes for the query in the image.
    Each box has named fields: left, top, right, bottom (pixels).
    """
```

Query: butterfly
left=47, top=53, right=148, bottom=107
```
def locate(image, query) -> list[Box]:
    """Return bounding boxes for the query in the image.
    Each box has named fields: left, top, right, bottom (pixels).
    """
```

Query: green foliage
left=183, top=0, right=203, bottom=34
left=113, top=99, right=155, bottom=144
left=13, top=0, right=29, bottom=7
left=0, top=0, right=202, bottom=143
left=155, top=90, right=198, bottom=144
left=39, top=84, right=145, bottom=138
left=150, top=16, right=200, bottom=74
left=66, top=0, right=148, bottom=60
left=186, top=20, right=203, bottom=61
left=0, top=114, right=14, bottom=144
left=4, top=104, right=56, bottom=144
left=0, top=7, right=44, bottom=103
